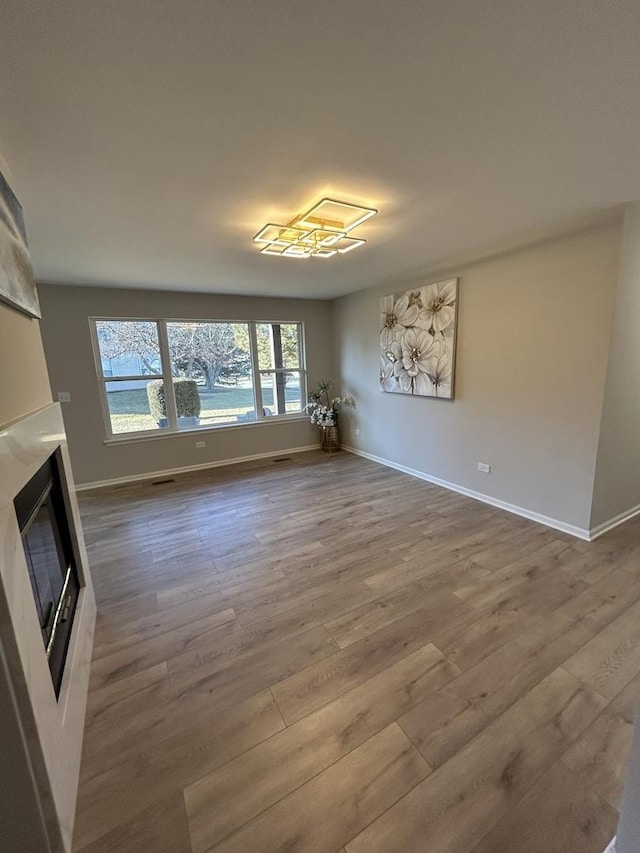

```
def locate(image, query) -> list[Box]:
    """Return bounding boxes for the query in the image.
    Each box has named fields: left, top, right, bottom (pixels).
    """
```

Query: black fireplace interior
left=14, top=451, right=80, bottom=698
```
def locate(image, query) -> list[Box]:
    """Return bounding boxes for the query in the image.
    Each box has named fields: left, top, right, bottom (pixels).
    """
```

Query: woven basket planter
left=320, top=425, right=340, bottom=453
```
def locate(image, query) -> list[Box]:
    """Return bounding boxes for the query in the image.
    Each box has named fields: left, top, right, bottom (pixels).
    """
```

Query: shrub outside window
left=165, top=322, right=256, bottom=428
left=91, top=318, right=306, bottom=438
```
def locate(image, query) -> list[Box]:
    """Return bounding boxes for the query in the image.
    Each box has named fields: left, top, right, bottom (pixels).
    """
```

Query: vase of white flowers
left=304, top=380, right=355, bottom=452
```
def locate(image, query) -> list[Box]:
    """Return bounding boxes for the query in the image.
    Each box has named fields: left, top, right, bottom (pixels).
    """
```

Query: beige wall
left=37, top=284, right=333, bottom=485
left=334, top=217, right=623, bottom=532
left=0, top=303, right=52, bottom=428
left=590, top=204, right=640, bottom=528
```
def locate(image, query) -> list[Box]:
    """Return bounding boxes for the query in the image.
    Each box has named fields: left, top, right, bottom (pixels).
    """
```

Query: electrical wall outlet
left=195, top=441, right=206, bottom=448
left=477, top=462, right=491, bottom=474
left=57, top=391, right=71, bottom=403
left=354, top=428, right=360, bottom=436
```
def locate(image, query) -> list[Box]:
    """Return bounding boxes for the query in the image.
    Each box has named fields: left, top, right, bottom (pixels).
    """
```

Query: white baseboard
left=343, top=445, right=592, bottom=541
left=604, top=837, right=617, bottom=853
left=75, top=444, right=318, bottom=491
left=589, top=503, right=640, bottom=541
left=77, top=441, right=640, bottom=545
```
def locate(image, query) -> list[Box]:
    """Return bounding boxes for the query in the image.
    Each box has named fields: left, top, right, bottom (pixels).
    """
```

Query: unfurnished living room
left=2, top=2, right=640, bottom=852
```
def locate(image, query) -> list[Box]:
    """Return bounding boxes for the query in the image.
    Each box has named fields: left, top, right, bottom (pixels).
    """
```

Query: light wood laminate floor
left=72, top=451, right=639, bottom=853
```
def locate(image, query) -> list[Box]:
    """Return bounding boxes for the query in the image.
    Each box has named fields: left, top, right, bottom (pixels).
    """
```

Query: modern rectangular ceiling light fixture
left=253, top=223, right=311, bottom=246
left=260, top=244, right=289, bottom=256
left=301, top=228, right=346, bottom=247
left=253, top=197, right=377, bottom=259
left=282, top=245, right=312, bottom=258
left=296, top=198, right=377, bottom=232
left=331, top=236, right=366, bottom=253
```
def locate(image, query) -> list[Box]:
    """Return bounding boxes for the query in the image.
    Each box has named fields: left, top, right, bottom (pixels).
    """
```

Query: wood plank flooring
left=72, top=451, right=640, bottom=852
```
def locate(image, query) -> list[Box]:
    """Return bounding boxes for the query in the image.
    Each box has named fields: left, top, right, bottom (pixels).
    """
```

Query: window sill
left=103, top=414, right=310, bottom=445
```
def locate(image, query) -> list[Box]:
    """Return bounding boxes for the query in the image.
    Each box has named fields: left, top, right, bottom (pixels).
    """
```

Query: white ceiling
left=1, top=1, right=639, bottom=300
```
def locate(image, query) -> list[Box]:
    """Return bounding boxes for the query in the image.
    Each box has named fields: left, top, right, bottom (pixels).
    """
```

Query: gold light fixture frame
left=253, top=197, right=377, bottom=258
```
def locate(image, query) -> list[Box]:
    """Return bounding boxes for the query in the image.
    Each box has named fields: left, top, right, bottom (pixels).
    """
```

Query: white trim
left=343, top=445, right=591, bottom=541
left=604, top=837, right=617, bottom=853
left=158, top=319, right=178, bottom=432
left=75, top=444, right=318, bottom=491
left=90, top=317, right=307, bottom=440
left=589, top=503, right=640, bottom=541
left=103, top=413, right=309, bottom=445
left=249, top=321, right=264, bottom=417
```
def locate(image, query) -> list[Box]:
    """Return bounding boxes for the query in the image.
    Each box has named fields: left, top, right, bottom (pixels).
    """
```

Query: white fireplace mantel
left=0, top=403, right=96, bottom=852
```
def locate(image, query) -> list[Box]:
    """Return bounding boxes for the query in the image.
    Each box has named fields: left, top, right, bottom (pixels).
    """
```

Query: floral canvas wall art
left=380, top=278, right=459, bottom=399
left=0, top=171, right=40, bottom=318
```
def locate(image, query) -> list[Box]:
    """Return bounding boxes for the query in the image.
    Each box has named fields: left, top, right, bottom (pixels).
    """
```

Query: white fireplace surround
left=0, top=403, right=95, bottom=852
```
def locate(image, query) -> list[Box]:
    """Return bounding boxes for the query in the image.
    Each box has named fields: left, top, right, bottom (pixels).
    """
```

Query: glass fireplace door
left=14, top=452, right=80, bottom=697
left=22, top=484, right=69, bottom=650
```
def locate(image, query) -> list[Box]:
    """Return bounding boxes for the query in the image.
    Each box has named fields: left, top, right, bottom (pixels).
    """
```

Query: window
left=255, top=323, right=304, bottom=416
left=166, top=322, right=255, bottom=428
left=95, top=320, right=167, bottom=434
left=91, top=318, right=306, bottom=439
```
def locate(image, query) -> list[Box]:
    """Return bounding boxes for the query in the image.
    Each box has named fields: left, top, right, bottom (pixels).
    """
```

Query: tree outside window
left=93, top=318, right=305, bottom=435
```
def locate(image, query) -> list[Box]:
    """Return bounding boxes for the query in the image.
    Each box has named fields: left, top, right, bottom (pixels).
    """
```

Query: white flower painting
left=0, top=172, right=40, bottom=318
left=380, top=278, right=459, bottom=399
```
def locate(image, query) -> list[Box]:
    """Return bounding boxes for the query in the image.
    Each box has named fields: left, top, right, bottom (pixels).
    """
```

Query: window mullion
left=271, top=324, right=287, bottom=415
left=158, top=320, right=178, bottom=431
left=90, top=320, right=114, bottom=438
left=249, top=322, right=264, bottom=419
left=298, top=323, right=307, bottom=405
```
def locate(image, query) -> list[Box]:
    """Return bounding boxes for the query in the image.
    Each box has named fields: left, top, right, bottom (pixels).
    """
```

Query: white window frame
left=253, top=321, right=306, bottom=418
left=89, top=316, right=307, bottom=442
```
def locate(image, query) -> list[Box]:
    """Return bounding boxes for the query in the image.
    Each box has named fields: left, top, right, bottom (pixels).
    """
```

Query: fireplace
left=0, top=404, right=95, bottom=852
left=14, top=450, right=80, bottom=698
